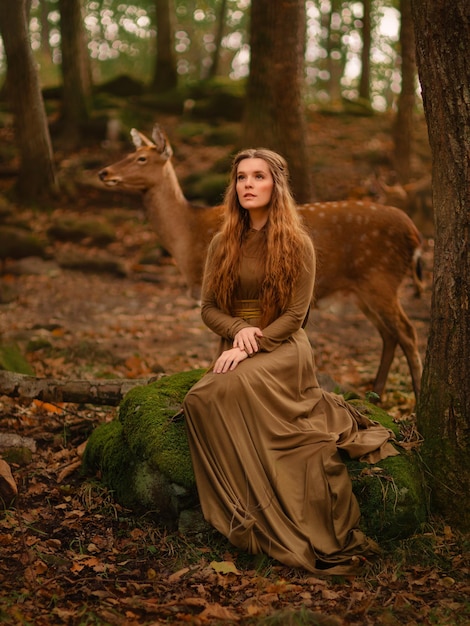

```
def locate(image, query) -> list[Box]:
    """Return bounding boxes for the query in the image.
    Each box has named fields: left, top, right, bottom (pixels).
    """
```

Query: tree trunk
left=58, top=0, right=92, bottom=145
left=358, top=0, right=371, bottom=102
left=326, top=0, right=344, bottom=105
left=207, top=0, right=227, bottom=79
left=411, top=0, right=470, bottom=530
left=0, top=371, right=160, bottom=406
left=151, top=0, right=178, bottom=92
left=393, top=0, right=416, bottom=183
left=243, top=0, right=313, bottom=203
left=39, top=0, right=52, bottom=61
left=0, top=0, right=58, bottom=204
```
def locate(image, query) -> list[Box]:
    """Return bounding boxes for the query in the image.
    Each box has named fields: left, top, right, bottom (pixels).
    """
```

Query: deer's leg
left=356, top=290, right=422, bottom=400
left=393, top=303, right=422, bottom=399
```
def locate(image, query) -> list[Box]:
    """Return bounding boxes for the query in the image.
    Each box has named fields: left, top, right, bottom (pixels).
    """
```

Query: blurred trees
left=412, top=0, right=470, bottom=531
left=0, top=1, right=409, bottom=113
left=0, top=0, right=426, bottom=200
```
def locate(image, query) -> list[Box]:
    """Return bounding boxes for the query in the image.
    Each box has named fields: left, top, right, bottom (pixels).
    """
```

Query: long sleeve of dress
left=200, top=232, right=316, bottom=351
left=258, top=236, right=315, bottom=352
left=200, top=235, right=254, bottom=341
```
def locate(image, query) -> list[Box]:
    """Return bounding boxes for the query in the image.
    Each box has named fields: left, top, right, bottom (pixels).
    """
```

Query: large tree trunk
left=58, top=0, right=92, bottom=145
left=151, top=0, right=178, bottom=92
left=242, top=0, right=313, bottom=203
left=0, top=0, right=58, bottom=204
left=411, top=0, right=470, bottom=530
left=393, top=0, right=417, bottom=184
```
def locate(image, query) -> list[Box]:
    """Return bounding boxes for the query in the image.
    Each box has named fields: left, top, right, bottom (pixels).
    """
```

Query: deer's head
left=98, top=125, right=173, bottom=193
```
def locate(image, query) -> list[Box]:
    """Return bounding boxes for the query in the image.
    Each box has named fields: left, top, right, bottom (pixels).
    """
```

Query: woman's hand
left=233, top=327, right=263, bottom=356
left=213, top=347, right=249, bottom=373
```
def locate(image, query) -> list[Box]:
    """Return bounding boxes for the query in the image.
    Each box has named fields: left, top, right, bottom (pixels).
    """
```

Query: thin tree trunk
left=151, top=0, right=178, bottom=92
left=393, top=0, right=416, bottom=183
left=326, top=0, right=344, bottom=104
left=39, top=0, right=52, bottom=60
left=358, top=0, right=371, bottom=102
left=208, top=0, right=227, bottom=79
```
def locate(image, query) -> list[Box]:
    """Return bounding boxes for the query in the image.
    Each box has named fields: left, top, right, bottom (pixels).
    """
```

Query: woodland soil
left=1, top=111, right=468, bottom=626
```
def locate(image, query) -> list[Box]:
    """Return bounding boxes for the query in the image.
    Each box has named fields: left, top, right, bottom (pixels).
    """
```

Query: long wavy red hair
left=204, top=148, right=313, bottom=327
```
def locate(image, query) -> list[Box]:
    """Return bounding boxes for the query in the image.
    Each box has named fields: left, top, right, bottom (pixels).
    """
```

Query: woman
left=183, top=148, right=398, bottom=574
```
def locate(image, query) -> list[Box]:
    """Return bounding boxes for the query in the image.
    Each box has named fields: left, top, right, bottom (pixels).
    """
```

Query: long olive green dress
left=183, top=227, right=398, bottom=574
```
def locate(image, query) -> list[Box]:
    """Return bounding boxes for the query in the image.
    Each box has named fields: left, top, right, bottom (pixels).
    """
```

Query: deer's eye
left=137, top=156, right=147, bottom=163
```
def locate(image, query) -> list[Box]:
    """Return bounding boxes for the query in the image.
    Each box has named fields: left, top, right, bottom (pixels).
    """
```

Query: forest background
left=0, top=1, right=469, bottom=625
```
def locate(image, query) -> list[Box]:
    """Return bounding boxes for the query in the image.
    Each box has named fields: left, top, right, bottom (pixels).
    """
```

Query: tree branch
left=0, top=371, right=160, bottom=406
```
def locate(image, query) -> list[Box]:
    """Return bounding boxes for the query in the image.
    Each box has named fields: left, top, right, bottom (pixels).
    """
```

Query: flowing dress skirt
left=183, top=327, right=398, bottom=574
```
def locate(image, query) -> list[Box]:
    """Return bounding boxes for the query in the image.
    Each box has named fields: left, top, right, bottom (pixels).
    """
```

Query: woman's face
left=236, top=158, right=274, bottom=213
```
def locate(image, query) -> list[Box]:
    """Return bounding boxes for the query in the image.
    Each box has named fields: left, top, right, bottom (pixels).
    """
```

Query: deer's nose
left=98, top=169, right=107, bottom=180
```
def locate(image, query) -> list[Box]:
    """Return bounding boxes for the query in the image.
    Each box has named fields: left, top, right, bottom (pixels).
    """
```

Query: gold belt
left=233, top=299, right=261, bottom=319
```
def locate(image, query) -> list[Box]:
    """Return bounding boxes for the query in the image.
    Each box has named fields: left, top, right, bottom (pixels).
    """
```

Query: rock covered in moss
left=83, top=371, right=427, bottom=539
left=82, top=370, right=204, bottom=527
left=346, top=400, right=428, bottom=541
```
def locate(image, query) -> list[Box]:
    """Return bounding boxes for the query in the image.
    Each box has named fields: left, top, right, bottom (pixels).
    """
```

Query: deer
left=98, top=124, right=424, bottom=401
left=368, top=172, right=434, bottom=236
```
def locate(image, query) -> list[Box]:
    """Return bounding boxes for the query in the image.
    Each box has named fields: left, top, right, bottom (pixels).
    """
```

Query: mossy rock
left=82, top=370, right=204, bottom=527
left=82, top=371, right=428, bottom=539
left=0, top=226, right=47, bottom=260
left=346, top=400, right=428, bottom=541
left=47, top=217, right=116, bottom=245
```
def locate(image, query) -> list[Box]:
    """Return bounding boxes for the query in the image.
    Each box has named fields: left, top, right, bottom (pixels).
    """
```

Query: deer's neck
left=143, top=162, right=190, bottom=235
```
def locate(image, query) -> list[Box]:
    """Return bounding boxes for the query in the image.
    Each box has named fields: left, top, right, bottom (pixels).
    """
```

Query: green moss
left=0, top=343, right=35, bottom=375
left=118, top=369, right=206, bottom=488
left=82, top=419, right=139, bottom=508
left=348, top=399, right=400, bottom=436
left=344, top=399, right=428, bottom=540
left=47, top=218, right=116, bottom=244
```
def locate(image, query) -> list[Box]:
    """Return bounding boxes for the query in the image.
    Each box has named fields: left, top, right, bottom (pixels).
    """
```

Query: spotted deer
left=98, top=124, right=424, bottom=399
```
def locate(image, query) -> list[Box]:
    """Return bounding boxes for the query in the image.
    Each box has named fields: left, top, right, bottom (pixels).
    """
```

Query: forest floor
left=0, top=110, right=469, bottom=625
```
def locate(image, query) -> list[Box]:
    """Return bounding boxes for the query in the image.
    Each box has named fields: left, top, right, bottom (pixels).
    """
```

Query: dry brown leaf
left=199, top=602, right=240, bottom=621
left=57, top=459, right=82, bottom=483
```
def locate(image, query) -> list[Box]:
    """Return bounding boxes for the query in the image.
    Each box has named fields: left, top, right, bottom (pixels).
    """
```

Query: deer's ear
left=151, top=124, right=173, bottom=159
left=130, top=129, right=154, bottom=148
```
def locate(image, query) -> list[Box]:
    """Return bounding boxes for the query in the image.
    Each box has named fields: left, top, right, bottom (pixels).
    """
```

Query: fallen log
left=0, top=370, right=163, bottom=406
